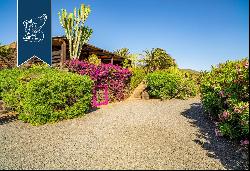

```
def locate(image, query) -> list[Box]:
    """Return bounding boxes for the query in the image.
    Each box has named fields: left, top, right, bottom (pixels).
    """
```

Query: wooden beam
left=52, top=51, right=61, bottom=56
left=52, top=37, right=127, bottom=66
left=60, top=39, right=67, bottom=68
left=111, top=57, right=114, bottom=65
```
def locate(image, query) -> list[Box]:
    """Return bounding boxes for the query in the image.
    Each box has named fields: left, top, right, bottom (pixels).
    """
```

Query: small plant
left=0, top=44, right=12, bottom=57
left=88, top=54, right=101, bottom=65
left=200, top=58, right=249, bottom=141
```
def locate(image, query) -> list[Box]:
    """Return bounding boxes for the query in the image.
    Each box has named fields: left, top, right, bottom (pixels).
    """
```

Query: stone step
left=128, top=81, right=148, bottom=100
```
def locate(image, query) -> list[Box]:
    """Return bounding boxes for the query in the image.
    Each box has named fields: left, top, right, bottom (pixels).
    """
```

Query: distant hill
left=179, top=68, right=200, bottom=74
left=0, top=42, right=16, bottom=49
left=8, top=42, right=17, bottom=49
left=0, top=42, right=17, bottom=68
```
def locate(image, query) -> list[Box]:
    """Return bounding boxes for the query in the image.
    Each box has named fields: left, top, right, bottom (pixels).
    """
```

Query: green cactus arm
left=58, top=3, right=93, bottom=59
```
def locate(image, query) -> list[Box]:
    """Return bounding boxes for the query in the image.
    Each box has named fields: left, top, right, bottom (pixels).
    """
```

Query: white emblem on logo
left=23, top=14, right=47, bottom=43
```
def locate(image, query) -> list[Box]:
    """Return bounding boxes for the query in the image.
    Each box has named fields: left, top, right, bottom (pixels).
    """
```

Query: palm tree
left=114, top=48, right=138, bottom=68
left=114, top=48, right=130, bottom=58
left=142, top=48, right=177, bottom=73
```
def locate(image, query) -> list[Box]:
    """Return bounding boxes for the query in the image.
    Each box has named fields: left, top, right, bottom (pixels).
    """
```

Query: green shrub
left=200, top=58, right=249, bottom=140
left=0, top=65, right=56, bottom=108
left=0, top=68, right=22, bottom=101
left=0, top=65, right=93, bottom=125
left=146, top=68, right=198, bottom=99
left=130, top=68, right=146, bottom=91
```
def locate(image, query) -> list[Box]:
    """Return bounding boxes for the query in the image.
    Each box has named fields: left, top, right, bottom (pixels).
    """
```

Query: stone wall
left=0, top=41, right=62, bottom=69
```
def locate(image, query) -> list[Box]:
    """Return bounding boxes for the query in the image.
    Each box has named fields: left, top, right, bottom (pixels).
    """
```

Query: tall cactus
left=58, top=4, right=93, bottom=59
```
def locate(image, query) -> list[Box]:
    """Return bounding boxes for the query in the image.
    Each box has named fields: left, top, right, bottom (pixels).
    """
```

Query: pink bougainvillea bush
left=92, top=85, right=109, bottom=107
left=65, top=59, right=132, bottom=106
left=200, top=58, right=249, bottom=144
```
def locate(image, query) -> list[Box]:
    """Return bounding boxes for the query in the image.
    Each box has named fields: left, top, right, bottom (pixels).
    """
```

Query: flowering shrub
left=146, top=68, right=198, bottom=99
left=65, top=59, right=132, bottom=106
left=200, top=58, right=249, bottom=142
left=92, top=85, right=109, bottom=106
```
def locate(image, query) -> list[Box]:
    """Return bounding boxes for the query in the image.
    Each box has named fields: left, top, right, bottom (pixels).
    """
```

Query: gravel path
left=0, top=98, right=248, bottom=170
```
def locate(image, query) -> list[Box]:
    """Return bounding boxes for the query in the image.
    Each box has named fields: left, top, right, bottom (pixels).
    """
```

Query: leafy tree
left=142, top=48, right=177, bottom=73
left=114, top=48, right=130, bottom=58
left=114, top=48, right=138, bottom=68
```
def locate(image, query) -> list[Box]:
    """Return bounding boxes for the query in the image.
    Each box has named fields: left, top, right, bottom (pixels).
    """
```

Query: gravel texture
left=0, top=98, right=248, bottom=170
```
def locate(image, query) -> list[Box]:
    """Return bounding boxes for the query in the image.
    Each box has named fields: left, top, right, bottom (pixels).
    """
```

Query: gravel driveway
left=0, top=98, right=248, bottom=170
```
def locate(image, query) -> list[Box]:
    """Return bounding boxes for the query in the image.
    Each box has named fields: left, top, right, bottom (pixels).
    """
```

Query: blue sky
left=0, top=0, right=249, bottom=71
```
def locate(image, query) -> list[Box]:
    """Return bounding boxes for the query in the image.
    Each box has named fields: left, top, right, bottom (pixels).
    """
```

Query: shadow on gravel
left=86, top=107, right=99, bottom=115
left=0, top=107, right=99, bottom=126
left=181, top=103, right=248, bottom=170
left=0, top=114, right=18, bottom=125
